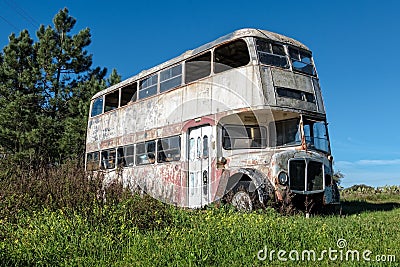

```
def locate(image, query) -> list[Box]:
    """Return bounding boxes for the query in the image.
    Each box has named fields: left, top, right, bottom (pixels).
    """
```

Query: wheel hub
left=232, top=191, right=253, bottom=211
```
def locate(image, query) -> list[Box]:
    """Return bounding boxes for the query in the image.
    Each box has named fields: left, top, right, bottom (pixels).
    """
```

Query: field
left=0, top=164, right=399, bottom=266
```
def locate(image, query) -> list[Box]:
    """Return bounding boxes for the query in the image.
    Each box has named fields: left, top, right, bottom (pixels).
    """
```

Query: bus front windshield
left=271, top=117, right=330, bottom=153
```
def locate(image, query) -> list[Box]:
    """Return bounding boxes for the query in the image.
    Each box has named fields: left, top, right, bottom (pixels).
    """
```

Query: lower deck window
left=158, top=136, right=181, bottom=163
left=119, top=145, right=135, bottom=166
left=86, top=151, right=99, bottom=170
left=222, top=125, right=267, bottom=150
left=101, top=149, right=116, bottom=169
left=136, top=140, right=156, bottom=165
left=270, top=119, right=301, bottom=147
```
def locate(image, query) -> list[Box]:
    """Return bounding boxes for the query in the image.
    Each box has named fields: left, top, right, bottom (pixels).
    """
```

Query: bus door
left=188, top=125, right=212, bottom=207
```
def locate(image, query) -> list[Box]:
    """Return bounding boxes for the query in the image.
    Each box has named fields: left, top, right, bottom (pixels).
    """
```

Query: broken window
left=222, top=125, right=267, bottom=150
left=86, top=151, right=99, bottom=170
left=116, top=145, right=134, bottom=167
left=117, top=147, right=125, bottom=167
left=101, top=149, right=116, bottom=169
left=214, top=39, right=250, bottom=73
left=120, top=82, right=137, bottom=106
left=139, top=74, right=158, bottom=99
left=185, top=52, right=211, bottom=83
left=276, top=87, right=315, bottom=103
left=104, top=90, right=119, bottom=112
left=288, top=47, right=315, bottom=75
left=91, top=97, right=103, bottom=117
left=157, top=135, right=181, bottom=163
left=124, top=145, right=135, bottom=166
left=136, top=140, right=156, bottom=165
left=160, top=64, right=182, bottom=92
left=256, top=38, right=289, bottom=69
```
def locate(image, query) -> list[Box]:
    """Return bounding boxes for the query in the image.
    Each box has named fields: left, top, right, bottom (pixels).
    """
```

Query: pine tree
left=0, top=8, right=115, bottom=166
left=0, top=30, right=42, bottom=164
left=35, top=8, right=96, bottom=163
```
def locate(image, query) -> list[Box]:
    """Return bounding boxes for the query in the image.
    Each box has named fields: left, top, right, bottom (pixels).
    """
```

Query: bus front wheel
left=230, top=182, right=259, bottom=212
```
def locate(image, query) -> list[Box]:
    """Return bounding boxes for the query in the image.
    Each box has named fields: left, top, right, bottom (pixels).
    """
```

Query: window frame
left=288, top=46, right=316, bottom=76
left=91, top=97, right=104, bottom=117
left=184, top=51, right=212, bottom=84
left=276, top=87, right=316, bottom=103
left=120, top=82, right=138, bottom=107
left=86, top=151, right=100, bottom=170
left=255, top=38, right=289, bottom=69
left=160, top=64, right=183, bottom=93
left=269, top=118, right=301, bottom=148
left=136, top=140, right=156, bottom=165
left=104, top=90, right=120, bottom=113
left=101, top=148, right=117, bottom=170
left=157, top=135, right=181, bottom=163
left=222, top=124, right=268, bottom=150
left=213, top=39, right=250, bottom=74
left=139, top=74, right=159, bottom=100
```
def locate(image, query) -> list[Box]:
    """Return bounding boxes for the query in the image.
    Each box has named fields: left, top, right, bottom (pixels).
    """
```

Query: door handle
left=203, top=170, right=208, bottom=185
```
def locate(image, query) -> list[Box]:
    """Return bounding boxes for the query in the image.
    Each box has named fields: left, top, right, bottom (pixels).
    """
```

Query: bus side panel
left=182, top=82, right=212, bottom=122
left=211, top=66, right=264, bottom=113
left=155, top=89, right=183, bottom=129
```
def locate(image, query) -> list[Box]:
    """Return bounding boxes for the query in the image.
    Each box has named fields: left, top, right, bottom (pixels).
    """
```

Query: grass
left=0, top=163, right=399, bottom=266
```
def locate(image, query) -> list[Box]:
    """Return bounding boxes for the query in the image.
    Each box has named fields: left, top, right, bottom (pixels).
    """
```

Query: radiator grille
left=289, top=159, right=324, bottom=192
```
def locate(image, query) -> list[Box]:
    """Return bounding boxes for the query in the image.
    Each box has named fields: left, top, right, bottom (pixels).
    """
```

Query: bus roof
left=92, top=28, right=310, bottom=100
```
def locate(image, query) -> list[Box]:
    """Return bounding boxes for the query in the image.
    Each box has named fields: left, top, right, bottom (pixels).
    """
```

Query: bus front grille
left=289, top=159, right=324, bottom=192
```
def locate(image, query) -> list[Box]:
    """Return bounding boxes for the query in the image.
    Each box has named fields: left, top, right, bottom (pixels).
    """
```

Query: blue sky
left=0, top=0, right=399, bottom=187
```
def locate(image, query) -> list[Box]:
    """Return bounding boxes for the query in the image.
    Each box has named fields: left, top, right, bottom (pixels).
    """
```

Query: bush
left=0, top=159, right=175, bottom=232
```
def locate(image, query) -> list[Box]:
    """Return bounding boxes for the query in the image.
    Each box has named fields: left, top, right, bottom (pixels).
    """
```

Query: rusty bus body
left=85, top=28, right=340, bottom=211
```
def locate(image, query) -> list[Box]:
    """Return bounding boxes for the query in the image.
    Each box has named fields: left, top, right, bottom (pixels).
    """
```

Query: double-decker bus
left=85, top=28, right=339, bottom=211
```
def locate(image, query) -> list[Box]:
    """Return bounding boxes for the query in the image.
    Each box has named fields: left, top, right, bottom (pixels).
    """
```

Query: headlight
left=278, top=171, right=288, bottom=185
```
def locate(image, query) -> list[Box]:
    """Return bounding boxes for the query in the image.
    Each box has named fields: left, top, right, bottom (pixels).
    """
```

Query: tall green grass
left=0, top=162, right=399, bottom=266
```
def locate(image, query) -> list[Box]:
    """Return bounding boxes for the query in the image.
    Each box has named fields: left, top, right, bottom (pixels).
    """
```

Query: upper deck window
left=256, top=39, right=289, bottom=69
left=288, top=47, right=315, bottom=75
left=120, top=82, right=137, bottom=106
left=214, top=39, right=250, bottom=73
left=185, top=52, right=211, bottom=84
left=104, top=90, right=119, bottom=112
left=91, top=97, right=103, bottom=117
left=139, top=74, right=158, bottom=99
left=160, top=64, right=182, bottom=93
left=276, top=87, right=315, bottom=103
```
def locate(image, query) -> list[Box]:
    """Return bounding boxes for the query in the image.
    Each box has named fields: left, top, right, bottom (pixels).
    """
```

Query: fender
left=223, top=168, right=275, bottom=205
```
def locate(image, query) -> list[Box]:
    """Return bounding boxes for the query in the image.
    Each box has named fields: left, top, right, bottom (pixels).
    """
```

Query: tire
left=230, top=182, right=259, bottom=212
